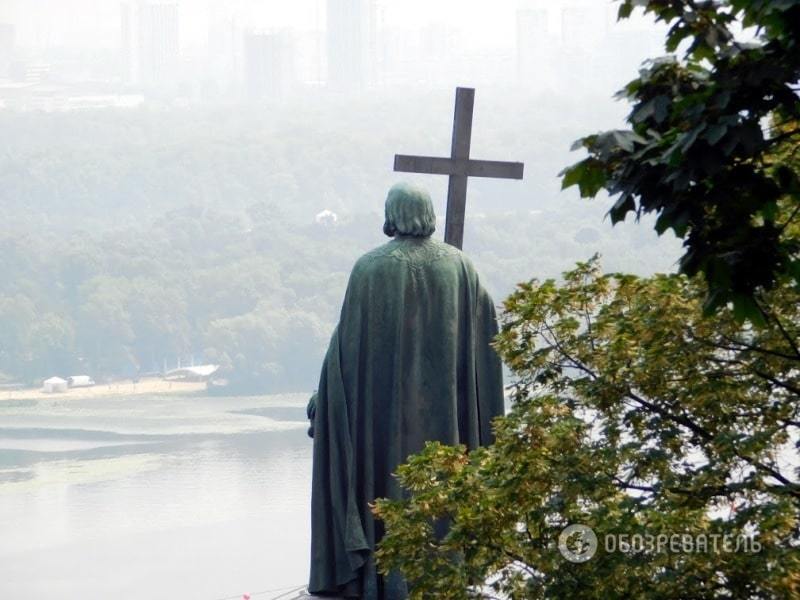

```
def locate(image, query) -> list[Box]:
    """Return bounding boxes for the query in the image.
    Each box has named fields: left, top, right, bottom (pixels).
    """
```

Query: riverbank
left=0, top=390, right=311, bottom=598
left=0, top=377, right=206, bottom=402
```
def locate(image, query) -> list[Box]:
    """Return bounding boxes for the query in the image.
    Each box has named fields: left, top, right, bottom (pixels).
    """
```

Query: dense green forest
left=0, top=90, right=680, bottom=391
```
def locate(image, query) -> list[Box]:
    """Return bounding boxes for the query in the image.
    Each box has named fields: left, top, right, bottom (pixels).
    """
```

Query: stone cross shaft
left=393, top=87, right=524, bottom=249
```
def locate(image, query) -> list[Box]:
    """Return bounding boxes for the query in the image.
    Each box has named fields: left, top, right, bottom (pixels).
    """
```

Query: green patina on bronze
left=381, top=182, right=436, bottom=238
left=307, top=183, right=504, bottom=599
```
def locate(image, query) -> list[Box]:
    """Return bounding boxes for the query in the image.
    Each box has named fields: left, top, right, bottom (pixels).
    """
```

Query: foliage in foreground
left=561, top=0, right=800, bottom=319
left=374, top=258, right=800, bottom=598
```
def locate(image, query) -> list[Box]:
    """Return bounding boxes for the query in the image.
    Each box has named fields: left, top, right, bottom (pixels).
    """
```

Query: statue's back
left=308, top=187, right=503, bottom=600
left=343, top=236, right=484, bottom=482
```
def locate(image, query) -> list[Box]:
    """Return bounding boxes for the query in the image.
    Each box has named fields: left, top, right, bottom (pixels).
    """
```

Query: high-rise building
left=120, top=3, right=134, bottom=82
left=137, top=2, right=179, bottom=86
left=207, top=14, right=241, bottom=93
left=244, top=31, right=294, bottom=101
left=0, top=22, right=15, bottom=78
left=120, top=1, right=179, bottom=87
left=561, top=4, right=608, bottom=45
left=326, top=0, right=376, bottom=91
left=297, top=30, right=325, bottom=86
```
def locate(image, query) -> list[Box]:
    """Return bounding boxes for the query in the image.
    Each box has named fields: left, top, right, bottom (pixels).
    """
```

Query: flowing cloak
left=308, top=236, right=504, bottom=599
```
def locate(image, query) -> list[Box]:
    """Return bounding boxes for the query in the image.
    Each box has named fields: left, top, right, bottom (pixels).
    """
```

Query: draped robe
left=308, top=235, right=504, bottom=599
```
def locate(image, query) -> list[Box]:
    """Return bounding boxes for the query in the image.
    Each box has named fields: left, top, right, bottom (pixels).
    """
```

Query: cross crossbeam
left=394, top=87, right=524, bottom=249
left=393, top=156, right=524, bottom=179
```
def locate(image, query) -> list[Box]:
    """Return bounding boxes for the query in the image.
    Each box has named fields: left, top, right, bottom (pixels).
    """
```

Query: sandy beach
left=1, top=377, right=206, bottom=402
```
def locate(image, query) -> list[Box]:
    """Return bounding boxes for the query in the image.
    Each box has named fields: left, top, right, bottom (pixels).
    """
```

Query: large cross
left=394, top=87, right=524, bottom=249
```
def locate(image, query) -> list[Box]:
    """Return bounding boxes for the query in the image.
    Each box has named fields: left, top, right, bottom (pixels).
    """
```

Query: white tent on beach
left=42, top=377, right=68, bottom=393
left=163, top=364, right=219, bottom=382
left=67, top=375, right=95, bottom=388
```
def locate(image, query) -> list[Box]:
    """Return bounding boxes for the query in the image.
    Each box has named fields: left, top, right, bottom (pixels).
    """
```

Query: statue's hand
left=306, top=391, right=317, bottom=438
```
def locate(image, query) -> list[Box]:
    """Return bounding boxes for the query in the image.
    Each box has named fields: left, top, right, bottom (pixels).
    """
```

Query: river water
left=0, top=392, right=313, bottom=600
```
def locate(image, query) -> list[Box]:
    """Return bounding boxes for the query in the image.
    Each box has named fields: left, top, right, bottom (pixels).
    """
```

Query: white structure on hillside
left=42, top=377, right=68, bottom=393
left=315, top=209, right=338, bottom=226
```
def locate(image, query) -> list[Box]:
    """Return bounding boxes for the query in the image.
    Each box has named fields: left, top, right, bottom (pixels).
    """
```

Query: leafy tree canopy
left=375, top=258, right=800, bottom=598
left=561, top=0, right=800, bottom=320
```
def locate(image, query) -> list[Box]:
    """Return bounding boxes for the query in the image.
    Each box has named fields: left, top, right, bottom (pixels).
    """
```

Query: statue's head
left=383, top=182, right=436, bottom=238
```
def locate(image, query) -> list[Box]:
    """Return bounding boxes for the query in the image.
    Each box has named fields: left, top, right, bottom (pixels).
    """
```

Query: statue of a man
left=307, top=183, right=504, bottom=599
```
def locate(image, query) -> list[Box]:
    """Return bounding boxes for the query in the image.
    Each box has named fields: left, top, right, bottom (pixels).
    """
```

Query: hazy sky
left=1, top=0, right=656, bottom=51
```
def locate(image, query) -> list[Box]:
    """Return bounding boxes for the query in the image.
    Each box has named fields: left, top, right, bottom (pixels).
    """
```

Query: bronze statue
left=307, top=183, right=504, bottom=599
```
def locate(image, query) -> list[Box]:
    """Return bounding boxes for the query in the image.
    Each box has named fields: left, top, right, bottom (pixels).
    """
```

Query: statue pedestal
left=289, top=591, right=345, bottom=600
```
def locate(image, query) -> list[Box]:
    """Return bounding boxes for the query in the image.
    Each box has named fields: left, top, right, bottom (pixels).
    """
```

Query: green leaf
left=704, top=123, right=728, bottom=145
left=731, top=294, right=766, bottom=327
left=560, top=159, right=607, bottom=198
left=609, top=194, right=636, bottom=223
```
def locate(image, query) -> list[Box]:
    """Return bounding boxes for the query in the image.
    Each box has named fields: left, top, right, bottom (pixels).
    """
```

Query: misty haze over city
left=1, top=0, right=665, bottom=106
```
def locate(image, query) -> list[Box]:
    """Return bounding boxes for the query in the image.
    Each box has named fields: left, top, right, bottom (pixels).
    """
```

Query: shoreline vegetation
left=0, top=100, right=681, bottom=396
left=0, top=377, right=207, bottom=402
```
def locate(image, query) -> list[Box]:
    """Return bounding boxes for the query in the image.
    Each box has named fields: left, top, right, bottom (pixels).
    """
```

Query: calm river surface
left=0, top=392, right=313, bottom=600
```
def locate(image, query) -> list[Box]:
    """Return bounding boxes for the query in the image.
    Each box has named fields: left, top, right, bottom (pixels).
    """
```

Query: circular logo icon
left=558, top=524, right=598, bottom=563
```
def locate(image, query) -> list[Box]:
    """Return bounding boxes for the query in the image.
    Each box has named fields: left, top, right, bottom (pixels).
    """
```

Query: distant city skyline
left=0, top=0, right=656, bottom=51
left=0, top=0, right=668, bottom=110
